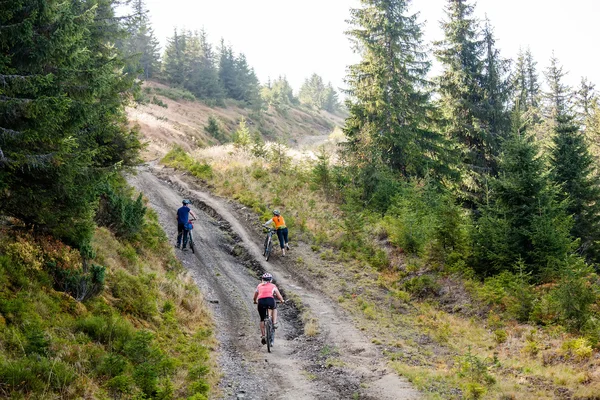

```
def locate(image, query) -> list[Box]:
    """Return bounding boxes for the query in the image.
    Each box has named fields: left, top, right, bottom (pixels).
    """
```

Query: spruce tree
left=262, top=76, right=296, bottom=110
left=480, top=18, right=510, bottom=153
left=0, top=0, right=141, bottom=250
left=299, top=73, right=326, bottom=109
left=122, top=0, right=161, bottom=80
left=195, top=29, right=224, bottom=101
left=512, top=49, right=529, bottom=112
left=525, top=49, right=541, bottom=110
left=545, top=57, right=600, bottom=261
left=344, top=0, right=449, bottom=183
left=575, top=77, right=596, bottom=123
left=163, top=28, right=187, bottom=86
left=435, top=0, right=491, bottom=205
left=474, top=111, right=574, bottom=279
left=218, top=40, right=238, bottom=99
left=323, top=83, right=340, bottom=113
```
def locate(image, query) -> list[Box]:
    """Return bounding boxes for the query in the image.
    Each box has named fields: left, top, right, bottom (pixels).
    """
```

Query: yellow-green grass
left=0, top=207, right=217, bottom=399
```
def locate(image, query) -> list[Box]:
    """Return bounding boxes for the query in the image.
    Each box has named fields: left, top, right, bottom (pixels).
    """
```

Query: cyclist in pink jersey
left=253, top=272, right=285, bottom=345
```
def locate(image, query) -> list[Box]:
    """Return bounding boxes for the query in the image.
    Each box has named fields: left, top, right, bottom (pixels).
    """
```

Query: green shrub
left=75, top=314, right=134, bottom=348
left=110, top=270, right=158, bottom=319
left=97, top=353, right=130, bottom=377
left=552, top=258, right=598, bottom=331
left=96, top=182, right=147, bottom=240
left=161, top=146, right=213, bottom=180
left=403, top=275, right=441, bottom=299
left=152, top=96, right=168, bottom=108
left=0, top=357, right=76, bottom=393
left=107, top=375, right=134, bottom=397
left=205, top=115, right=226, bottom=142
left=49, top=261, right=106, bottom=302
left=456, top=349, right=495, bottom=399
left=478, top=267, right=535, bottom=322
left=154, top=86, right=196, bottom=101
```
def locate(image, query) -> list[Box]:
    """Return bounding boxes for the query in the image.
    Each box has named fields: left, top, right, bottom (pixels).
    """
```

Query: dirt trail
left=128, top=165, right=420, bottom=400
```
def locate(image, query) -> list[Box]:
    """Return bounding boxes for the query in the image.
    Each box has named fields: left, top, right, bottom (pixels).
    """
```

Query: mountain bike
left=262, top=227, right=276, bottom=261
left=185, top=218, right=196, bottom=254
left=265, top=312, right=275, bottom=352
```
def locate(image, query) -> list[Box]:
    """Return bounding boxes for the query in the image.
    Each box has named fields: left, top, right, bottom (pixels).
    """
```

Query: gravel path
left=128, top=165, right=420, bottom=400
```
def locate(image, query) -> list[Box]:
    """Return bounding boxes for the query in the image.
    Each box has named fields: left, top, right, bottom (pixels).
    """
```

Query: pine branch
left=0, top=74, right=37, bottom=85
left=0, top=127, right=22, bottom=139
left=0, top=96, right=34, bottom=103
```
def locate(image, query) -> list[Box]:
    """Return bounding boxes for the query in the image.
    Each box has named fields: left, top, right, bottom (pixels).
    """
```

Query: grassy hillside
left=128, top=81, right=345, bottom=161
left=0, top=203, right=216, bottom=399
left=160, top=143, right=600, bottom=400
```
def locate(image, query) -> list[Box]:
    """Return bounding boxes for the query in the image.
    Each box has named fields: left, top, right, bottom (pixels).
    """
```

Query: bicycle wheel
left=265, top=237, right=272, bottom=261
left=265, top=317, right=273, bottom=353
left=189, top=231, right=195, bottom=254
left=263, top=234, right=269, bottom=256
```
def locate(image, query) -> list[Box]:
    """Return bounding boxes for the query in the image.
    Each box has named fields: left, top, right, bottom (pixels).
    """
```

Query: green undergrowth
left=163, top=145, right=600, bottom=399
left=162, top=146, right=213, bottom=180
left=0, top=205, right=216, bottom=399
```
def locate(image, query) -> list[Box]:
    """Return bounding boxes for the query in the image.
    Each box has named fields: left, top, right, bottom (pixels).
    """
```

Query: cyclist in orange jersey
left=263, top=209, right=290, bottom=256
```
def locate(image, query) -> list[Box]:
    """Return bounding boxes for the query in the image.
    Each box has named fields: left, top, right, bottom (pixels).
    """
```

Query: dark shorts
left=257, top=297, right=276, bottom=321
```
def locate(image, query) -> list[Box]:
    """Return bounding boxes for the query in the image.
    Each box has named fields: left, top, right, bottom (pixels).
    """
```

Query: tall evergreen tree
left=0, top=0, right=141, bottom=250
left=233, top=53, right=262, bottom=107
left=344, top=0, right=449, bottom=183
left=525, top=49, right=541, bottom=110
left=543, top=54, right=571, bottom=119
left=218, top=40, right=238, bottom=99
left=435, top=0, right=491, bottom=204
left=480, top=18, right=510, bottom=151
left=474, top=111, right=574, bottom=279
left=262, top=76, right=296, bottom=109
left=545, top=58, right=600, bottom=261
left=194, top=29, right=224, bottom=101
left=122, top=0, right=161, bottom=79
left=512, top=49, right=529, bottom=111
left=323, top=83, right=340, bottom=113
left=575, top=77, right=596, bottom=124
left=299, top=73, right=326, bottom=109
left=163, top=28, right=187, bottom=86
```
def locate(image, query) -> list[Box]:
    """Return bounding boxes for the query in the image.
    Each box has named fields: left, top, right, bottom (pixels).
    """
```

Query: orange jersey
left=256, top=282, right=278, bottom=299
left=271, top=215, right=286, bottom=229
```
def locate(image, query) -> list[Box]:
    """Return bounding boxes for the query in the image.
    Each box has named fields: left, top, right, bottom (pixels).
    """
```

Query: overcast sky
left=144, top=0, right=600, bottom=94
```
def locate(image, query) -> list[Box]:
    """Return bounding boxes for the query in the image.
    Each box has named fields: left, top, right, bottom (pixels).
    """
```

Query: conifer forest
left=2, top=0, right=600, bottom=399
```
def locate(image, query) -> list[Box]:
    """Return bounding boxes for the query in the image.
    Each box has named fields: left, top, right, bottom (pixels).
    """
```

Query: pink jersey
left=256, top=282, right=277, bottom=299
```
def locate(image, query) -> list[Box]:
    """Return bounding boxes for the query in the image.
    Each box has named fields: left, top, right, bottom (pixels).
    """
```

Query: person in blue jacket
left=176, top=199, right=197, bottom=250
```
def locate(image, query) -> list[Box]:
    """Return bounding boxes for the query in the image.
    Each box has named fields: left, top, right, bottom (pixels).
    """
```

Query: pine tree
left=195, top=29, right=224, bottom=101
left=233, top=54, right=262, bottom=108
left=122, top=0, right=161, bottom=79
left=474, top=111, right=574, bottom=279
left=480, top=18, right=511, bottom=154
left=0, top=0, right=141, bottom=250
left=435, top=0, right=492, bottom=205
left=543, top=54, right=571, bottom=120
left=525, top=49, right=541, bottom=110
left=575, top=77, right=596, bottom=124
left=344, top=0, right=449, bottom=183
left=218, top=40, right=238, bottom=99
left=262, top=76, right=296, bottom=110
left=546, top=58, right=600, bottom=261
left=323, top=83, right=340, bottom=113
left=163, top=28, right=187, bottom=86
left=299, top=73, right=326, bottom=109
left=512, top=49, right=529, bottom=111
left=232, top=117, right=251, bottom=149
